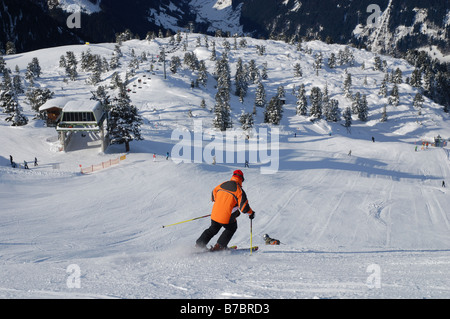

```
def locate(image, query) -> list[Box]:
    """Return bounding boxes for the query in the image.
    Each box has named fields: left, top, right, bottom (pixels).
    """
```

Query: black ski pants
left=196, top=220, right=237, bottom=248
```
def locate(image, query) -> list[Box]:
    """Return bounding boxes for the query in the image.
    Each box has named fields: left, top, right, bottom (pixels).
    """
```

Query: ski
left=194, top=246, right=259, bottom=254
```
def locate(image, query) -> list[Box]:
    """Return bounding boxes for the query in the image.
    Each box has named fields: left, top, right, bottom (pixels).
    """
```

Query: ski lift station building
left=55, top=100, right=107, bottom=152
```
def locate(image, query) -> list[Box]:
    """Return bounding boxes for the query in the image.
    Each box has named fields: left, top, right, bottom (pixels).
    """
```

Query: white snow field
left=1, top=34, right=450, bottom=301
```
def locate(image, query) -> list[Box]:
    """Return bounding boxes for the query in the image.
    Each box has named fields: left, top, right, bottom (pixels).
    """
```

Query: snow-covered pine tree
left=394, top=68, right=403, bottom=84
left=343, top=72, right=352, bottom=99
left=2, top=89, right=27, bottom=126
left=379, top=73, right=388, bottom=97
left=261, top=62, right=268, bottom=80
left=264, top=96, right=283, bottom=125
left=380, top=105, right=388, bottom=122
left=328, top=53, right=336, bottom=69
left=343, top=107, right=352, bottom=132
left=65, top=51, right=78, bottom=81
left=13, top=66, right=24, bottom=94
left=25, top=87, right=54, bottom=118
left=248, top=59, right=260, bottom=84
left=413, top=92, right=424, bottom=110
left=107, top=83, right=143, bottom=152
left=235, top=58, right=248, bottom=98
left=255, top=81, right=266, bottom=108
left=373, top=56, right=382, bottom=71
left=389, top=83, right=399, bottom=107
left=210, top=41, right=217, bottom=61
left=296, top=84, right=308, bottom=116
left=213, top=55, right=232, bottom=131
left=170, top=56, right=181, bottom=74
left=197, top=60, right=208, bottom=87
left=309, top=86, right=322, bottom=119
left=351, top=92, right=361, bottom=114
left=0, top=56, right=6, bottom=74
left=26, top=57, right=41, bottom=80
left=313, top=52, right=323, bottom=76
left=410, top=68, right=422, bottom=88
left=358, top=94, right=369, bottom=121
left=294, top=63, right=302, bottom=77
left=239, top=111, right=254, bottom=130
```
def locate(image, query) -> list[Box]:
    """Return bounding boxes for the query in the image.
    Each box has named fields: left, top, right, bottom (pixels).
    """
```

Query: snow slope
left=1, top=34, right=450, bottom=300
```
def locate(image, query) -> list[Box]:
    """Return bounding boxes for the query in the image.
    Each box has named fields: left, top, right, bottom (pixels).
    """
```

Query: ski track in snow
left=1, top=35, right=450, bottom=299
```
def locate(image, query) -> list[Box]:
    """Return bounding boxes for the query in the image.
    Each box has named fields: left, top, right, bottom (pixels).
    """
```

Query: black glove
left=249, top=211, right=255, bottom=220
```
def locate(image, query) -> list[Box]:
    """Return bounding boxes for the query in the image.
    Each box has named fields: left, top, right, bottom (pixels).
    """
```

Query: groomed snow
left=1, top=34, right=450, bottom=300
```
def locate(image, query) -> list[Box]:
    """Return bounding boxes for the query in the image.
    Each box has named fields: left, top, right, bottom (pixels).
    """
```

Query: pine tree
left=255, top=81, right=266, bottom=108
left=107, top=83, right=143, bottom=152
left=389, top=83, right=399, bottom=106
left=393, top=68, right=403, bottom=84
left=309, top=86, right=322, bottom=119
left=410, top=68, right=422, bottom=88
left=380, top=105, right=388, bottom=122
left=65, top=51, right=78, bottom=81
left=343, top=72, right=352, bottom=98
left=213, top=56, right=232, bottom=131
left=25, top=87, right=54, bottom=117
left=296, top=84, right=308, bottom=116
left=328, top=53, right=336, bottom=69
left=314, top=52, right=323, bottom=76
left=261, top=62, right=268, bottom=80
left=239, top=111, right=254, bottom=130
left=170, top=56, right=181, bottom=74
left=197, top=60, right=208, bottom=87
left=352, top=92, right=361, bottom=114
left=248, top=59, right=260, bottom=84
left=343, top=107, right=352, bottom=132
left=264, top=96, right=283, bottom=125
left=373, top=56, right=382, bottom=71
left=294, top=63, right=302, bottom=77
left=413, top=92, right=424, bottom=109
left=379, top=75, right=388, bottom=97
left=235, top=58, right=248, bottom=98
left=358, top=94, right=369, bottom=121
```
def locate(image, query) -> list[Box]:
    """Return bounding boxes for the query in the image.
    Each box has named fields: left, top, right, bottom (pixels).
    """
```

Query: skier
left=372, top=136, right=375, bottom=143
left=245, top=160, right=249, bottom=168
left=34, top=157, right=38, bottom=166
left=153, top=153, right=156, bottom=162
left=166, top=152, right=169, bottom=160
left=24, top=160, right=29, bottom=169
left=443, top=181, right=446, bottom=188
left=196, top=170, right=255, bottom=251
left=9, top=155, right=13, bottom=165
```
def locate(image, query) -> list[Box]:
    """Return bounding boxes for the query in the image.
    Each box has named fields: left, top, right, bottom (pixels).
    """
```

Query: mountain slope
left=0, top=34, right=450, bottom=299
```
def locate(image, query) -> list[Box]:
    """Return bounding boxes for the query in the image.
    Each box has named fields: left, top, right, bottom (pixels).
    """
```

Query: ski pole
left=162, top=214, right=211, bottom=228
left=250, top=218, right=253, bottom=255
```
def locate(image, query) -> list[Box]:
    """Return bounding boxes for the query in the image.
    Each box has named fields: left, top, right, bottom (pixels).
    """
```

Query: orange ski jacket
left=210, top=176, right=253, bottom=225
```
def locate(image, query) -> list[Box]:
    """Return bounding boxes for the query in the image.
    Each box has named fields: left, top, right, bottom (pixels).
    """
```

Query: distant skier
left=245, top=160, right=249, bottom=168
left=9, top=155, right=13, bottom=165
left=34, top=157, right=38, bottom=166
left=372, top=136, right=375, bottom=143
left=153, top=153, right=156, bottom=162
left=348, top=150, right=352, bottom=156
left=24, top=160, right=29, bottom=169
left=196, top=170, right=255, bottom=251
left=166, top=152, right=170, bottom=160
left=443, top=181, right=446, bottom=188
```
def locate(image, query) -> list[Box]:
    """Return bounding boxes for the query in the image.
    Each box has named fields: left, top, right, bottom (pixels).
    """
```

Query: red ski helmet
left=233, top=170, right=245, bottom=182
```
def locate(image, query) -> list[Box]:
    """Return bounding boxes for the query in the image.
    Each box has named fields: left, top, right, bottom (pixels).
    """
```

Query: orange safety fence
left=80, top=155, right=127, bottom=174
